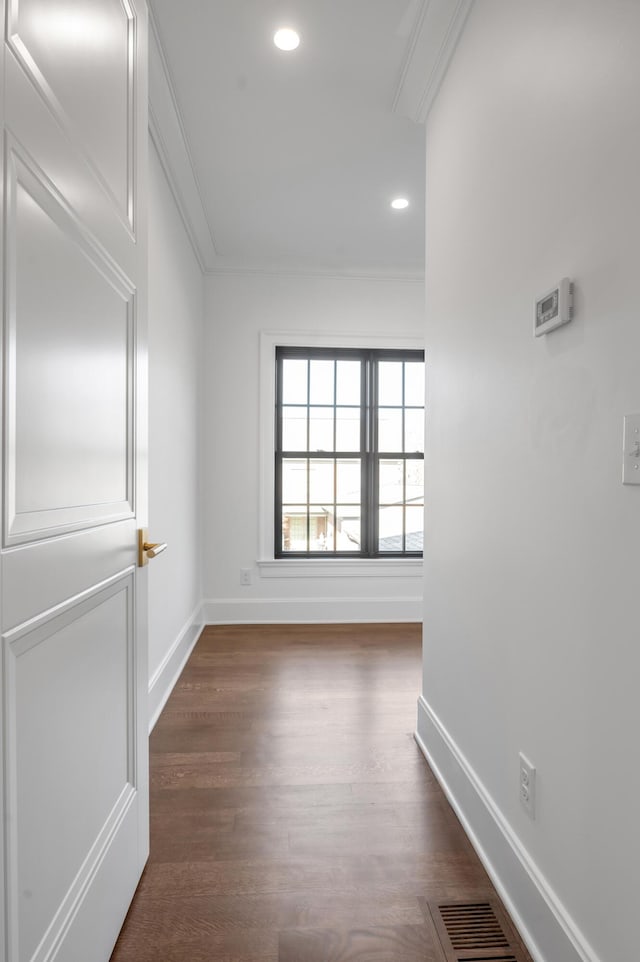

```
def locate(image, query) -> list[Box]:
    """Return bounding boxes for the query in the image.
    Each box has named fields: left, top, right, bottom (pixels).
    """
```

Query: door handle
left=138, top=529, right=168, bottom=567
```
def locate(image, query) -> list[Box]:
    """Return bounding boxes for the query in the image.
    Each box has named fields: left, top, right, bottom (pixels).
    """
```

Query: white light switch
left=623, top=414, right=640, bottom=484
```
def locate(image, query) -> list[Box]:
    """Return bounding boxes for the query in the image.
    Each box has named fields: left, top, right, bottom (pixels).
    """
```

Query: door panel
left=7, top=575, right=134, bottom=962
left=6, top=145, right=134, bottom=543
left=7, top=0, right=135, bottom=225
left=4, top=50, right=136, bottom=274
left=0, top=1, right=149, bottom=961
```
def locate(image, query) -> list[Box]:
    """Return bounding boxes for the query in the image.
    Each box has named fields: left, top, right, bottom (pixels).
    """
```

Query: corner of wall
left=148, top=604, right=205, bottom=732
left=415, top=696, right=601, bottom=962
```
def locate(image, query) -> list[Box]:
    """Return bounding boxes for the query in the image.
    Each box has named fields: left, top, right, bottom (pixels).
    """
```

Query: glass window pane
left=282, top=359, right=308, bottom=404
left=309, top=407, right=334, bottom=451
left=405, top=506, right=424, bottom=552
left=282, top=459, right=307, bottom=503
left=282, top=508, right=308, bottom=552
left=336, top=407, right=361, bottom=451
left=309, top=506, right=331, bottom=551
left=309, top=360, right=334, bottom=404
left=405, top=409, right=425, bottom=453
left=282, top=406, right=307, bottom=450
left=378, top=459, right=403, bottom=506
left=406, top=460, right=424, bottom=504
left=378, top=505, right=404, bottom=553
left=309, top=459, right=334, bottom=504
left=336, top=361, right=360, bottom=405
left=378, top=361, right=402, bottom=406
left=378, top=408, right=402, bottom=452
left=404, top=362, right=425, bottom=407
left=336, top=459, right=361, bottom=503
left=336, top=506, right=361, bottom=551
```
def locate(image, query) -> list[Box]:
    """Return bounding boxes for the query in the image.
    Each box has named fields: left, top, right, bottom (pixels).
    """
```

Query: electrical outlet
left=240, top=568, right=252, bottom=586
left=519, top=753, right=536, bottom=819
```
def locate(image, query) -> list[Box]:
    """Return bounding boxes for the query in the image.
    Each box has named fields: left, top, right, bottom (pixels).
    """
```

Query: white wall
left=417, top=3, right=640, bottom=962
left=203, top=272, right=425, bottom=623
left=147, top=137, right=205, bottom=726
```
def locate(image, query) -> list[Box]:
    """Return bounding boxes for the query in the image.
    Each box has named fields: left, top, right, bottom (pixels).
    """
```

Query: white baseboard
left=148, top=604, right=204, bottom=731
left=415, top=695, right=600, bottom=962
left=203, top=595, right=422, bottom=625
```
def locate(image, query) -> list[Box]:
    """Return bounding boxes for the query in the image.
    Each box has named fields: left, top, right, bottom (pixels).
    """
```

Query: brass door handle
left=138, top=529, right=168, bottom=566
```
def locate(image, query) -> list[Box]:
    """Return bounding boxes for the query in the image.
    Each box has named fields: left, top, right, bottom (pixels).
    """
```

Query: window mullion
left=333, top=360, right=338, bottom=553
left=366, top=351, right=377, bottom=559
left=306, top=360, right=310, bottom=552
left=403, top=458, right=407, bottom=553
left=402, top=362, right=406, bottom=553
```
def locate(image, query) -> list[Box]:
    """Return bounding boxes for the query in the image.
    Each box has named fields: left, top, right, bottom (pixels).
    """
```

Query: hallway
left=111, top=624, right=531, bottom=961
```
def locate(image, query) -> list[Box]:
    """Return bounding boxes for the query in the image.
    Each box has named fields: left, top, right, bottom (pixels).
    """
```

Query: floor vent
left=426, top=900, right=529, bottom=962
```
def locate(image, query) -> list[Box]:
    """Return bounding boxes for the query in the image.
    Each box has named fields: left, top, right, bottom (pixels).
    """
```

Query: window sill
left=257, top=558, right=423, bottom=579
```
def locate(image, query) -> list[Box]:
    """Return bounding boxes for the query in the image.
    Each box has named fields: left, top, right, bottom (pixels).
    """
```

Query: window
left=275, top=347, right=425, bottom=558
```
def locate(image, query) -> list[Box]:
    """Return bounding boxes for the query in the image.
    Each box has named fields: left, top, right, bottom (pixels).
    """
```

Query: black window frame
left=275, top=346, right=425, bottom=559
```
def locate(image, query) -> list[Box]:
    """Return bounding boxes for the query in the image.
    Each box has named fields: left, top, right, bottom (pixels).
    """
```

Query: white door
left=0, top=2, right=149, bottom=961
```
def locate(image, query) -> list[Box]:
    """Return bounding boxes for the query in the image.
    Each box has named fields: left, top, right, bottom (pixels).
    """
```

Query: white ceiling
left=149, top=0, right=470, bottom=276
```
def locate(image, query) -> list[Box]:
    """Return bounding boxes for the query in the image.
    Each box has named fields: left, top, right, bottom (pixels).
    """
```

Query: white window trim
left=258, top=330, right=425, bottom=577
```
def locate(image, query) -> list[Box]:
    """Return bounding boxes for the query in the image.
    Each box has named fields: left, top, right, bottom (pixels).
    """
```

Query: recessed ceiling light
left=274, top=27, right=300, bottom=51
left=391, top=198, right=410, bottom=210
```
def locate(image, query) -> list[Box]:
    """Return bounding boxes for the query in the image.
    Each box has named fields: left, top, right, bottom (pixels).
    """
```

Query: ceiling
left=148, top=0, right=471, bottom=277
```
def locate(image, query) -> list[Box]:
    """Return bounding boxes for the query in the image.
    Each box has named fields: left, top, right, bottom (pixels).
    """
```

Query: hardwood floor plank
left=149, top=782, right=356, bottom=815
left=150, top=758, right=432, bottom=790
left=232, top=800, right=426, bottom=833
left=149, top=816, right=290, bottom=863
left=110, top=624, right=528, bottom=962
left=131, top=853, right=490, bottom=901
left=278, top=923, right=442, bottom=962
left=116, top=892, right=425, bottom=936
left=114, top=925, right=278, bottom=962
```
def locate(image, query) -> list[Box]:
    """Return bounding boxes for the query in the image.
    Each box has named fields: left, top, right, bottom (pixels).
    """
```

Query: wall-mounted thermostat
left=534, top=278, right=574, bottom=336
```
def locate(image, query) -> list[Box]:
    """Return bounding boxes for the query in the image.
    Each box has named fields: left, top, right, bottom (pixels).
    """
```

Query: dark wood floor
left=111, top=624, right=529, bottom=962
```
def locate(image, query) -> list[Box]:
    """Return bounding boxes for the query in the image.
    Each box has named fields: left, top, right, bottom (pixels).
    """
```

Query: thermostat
left=534, top=278, right=574, bottom=336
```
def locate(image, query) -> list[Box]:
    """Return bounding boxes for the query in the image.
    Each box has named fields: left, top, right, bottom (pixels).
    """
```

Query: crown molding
left=393, top=0, right=474, bottom=123
left=205, top=262, right=425, bottom=283
left=148, top=6, right=217, bottom=270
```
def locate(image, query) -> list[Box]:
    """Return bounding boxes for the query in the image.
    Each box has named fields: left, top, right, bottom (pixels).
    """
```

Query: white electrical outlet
left=519, top=753, right=536, bottom=819
left=240, top=568, right=252, bottom=586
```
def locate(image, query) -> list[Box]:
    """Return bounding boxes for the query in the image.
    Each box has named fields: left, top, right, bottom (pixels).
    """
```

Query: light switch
left=622, top=414, right=640, bottom=484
